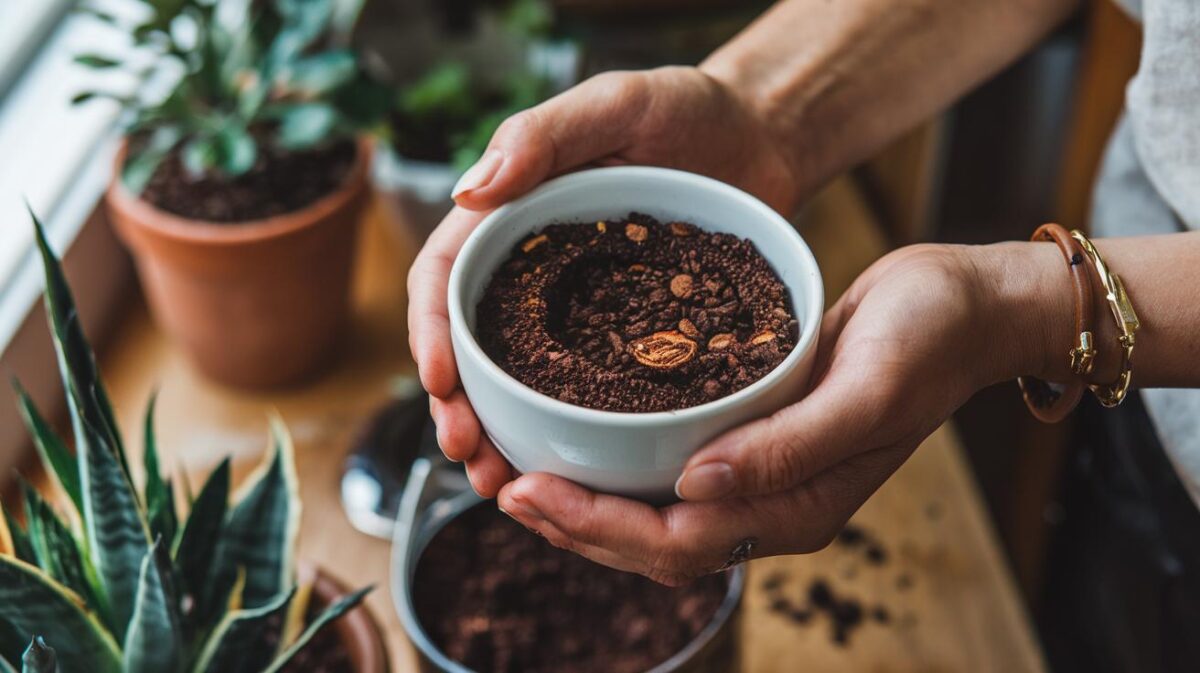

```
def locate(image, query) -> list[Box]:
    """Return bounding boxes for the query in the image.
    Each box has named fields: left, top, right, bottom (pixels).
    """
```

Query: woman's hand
left=408, top=66, right=809, bottom=496
left=494, top=242, right=1070, bottom=584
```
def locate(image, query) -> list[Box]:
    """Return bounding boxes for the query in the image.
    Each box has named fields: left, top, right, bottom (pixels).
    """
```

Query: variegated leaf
left=263, top=586, right=372, bottom=673
left=30, top=211, right=131, bottom=484
left=80, top=419, right=150, bottom=641
left=143, top=393, right=177, bottom=547
left=19, top=482, right=98, bottom=612
left=175, top=458, right=229, bottom=635
left=20, top=637, right=55, bottom=673
left=12, top=380, right=83, bottom=517
left=0, top=556, right=121, bottom=673
left=124, top=541, right=182, bottom=673
left=193, top=588, right=295, bottom=673
left=213, top=417, right=299, bottom=610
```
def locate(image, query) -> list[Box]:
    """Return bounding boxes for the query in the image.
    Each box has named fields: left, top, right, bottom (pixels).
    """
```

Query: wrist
left=961, top=241, right=1078, bottom=385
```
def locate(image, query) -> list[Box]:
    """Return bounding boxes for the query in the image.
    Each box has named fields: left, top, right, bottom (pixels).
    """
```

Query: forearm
left=974, top=232, right=1200, bottom=390
left=700, top=0, right=1080, bottom=198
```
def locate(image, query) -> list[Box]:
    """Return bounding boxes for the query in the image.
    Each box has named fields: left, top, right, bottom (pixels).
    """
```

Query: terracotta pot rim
left=107, top=136, right=372, bottom=247
left=307, top=563, right=389, bottom=673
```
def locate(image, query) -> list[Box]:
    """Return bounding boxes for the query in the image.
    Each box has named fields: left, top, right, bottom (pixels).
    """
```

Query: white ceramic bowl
left=447, top=167, right=824, bottom=501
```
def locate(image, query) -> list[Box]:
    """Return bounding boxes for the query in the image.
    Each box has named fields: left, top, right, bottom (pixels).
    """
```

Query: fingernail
left=675, top=462, right=736, bottom=501
left=452, top=149, right=504, bottom=199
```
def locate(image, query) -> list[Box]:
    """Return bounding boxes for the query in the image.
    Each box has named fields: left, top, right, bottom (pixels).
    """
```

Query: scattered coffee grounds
left=896, top=573, right=915, bottom=591
left=476, top=214, right=798, bottom=412
left=137, top=133, right=356, bottom=222
left=836, top=523, right=889, bottom=566
left=265, top=601, right=353, bottom=673
left=413, top=504, right=729, bottom=673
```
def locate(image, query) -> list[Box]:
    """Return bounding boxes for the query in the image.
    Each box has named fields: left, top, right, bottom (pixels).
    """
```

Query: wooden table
left=96, top=177, right=1046, bottom=672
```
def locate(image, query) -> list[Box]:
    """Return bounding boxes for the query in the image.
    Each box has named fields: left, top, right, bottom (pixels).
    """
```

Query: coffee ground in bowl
left=475, top=213, right=798, bottom=412
left=413, top=504, right=729, bottom=673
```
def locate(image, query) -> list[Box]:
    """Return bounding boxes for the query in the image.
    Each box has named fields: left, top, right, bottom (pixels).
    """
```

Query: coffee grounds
left=138, top=134, right=356, bottom=222
left=413, top=504, right=728, bottom=673
left=476, top=214, right=798, bottom=412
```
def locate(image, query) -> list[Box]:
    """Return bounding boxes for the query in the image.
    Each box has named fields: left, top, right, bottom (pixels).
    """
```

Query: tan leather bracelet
left=1017, top=223, right=1097, bottom=423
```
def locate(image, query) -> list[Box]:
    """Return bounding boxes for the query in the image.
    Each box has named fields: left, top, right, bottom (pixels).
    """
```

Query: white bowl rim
left=447, top=165, right=824, bottom=427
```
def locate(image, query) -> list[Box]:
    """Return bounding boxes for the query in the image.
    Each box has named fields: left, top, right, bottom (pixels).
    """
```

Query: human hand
left=409, top=65, right=808, bottom=495
left=493, top=242, right=1069, bottom=584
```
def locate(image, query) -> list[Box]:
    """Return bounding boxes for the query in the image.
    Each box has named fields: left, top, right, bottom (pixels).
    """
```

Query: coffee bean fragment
left=521, top=233, right=549, bottom=253
left=678, top=319, right=701, bottom=339
left=628, top=263, right=648, bottom=273
left=670, top=274, right=694, bottom=298
left=629, top=331, right=698, bottom=370
left=625, top=222, right=648, bottom=242
left=669, top=221, right=693, bottom=237
left=708, top=333, right=735, bottom=351
left=596, top=220, right=607, bottom=233
left=751, top=330, right=777, bottom=345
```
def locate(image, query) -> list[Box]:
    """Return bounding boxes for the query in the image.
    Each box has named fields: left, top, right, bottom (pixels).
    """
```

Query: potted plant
left=75, top=0, right=393, bottom=389
left=372, top=0, right=577, bottom=242
left=0, top=215, right=386, bottom=672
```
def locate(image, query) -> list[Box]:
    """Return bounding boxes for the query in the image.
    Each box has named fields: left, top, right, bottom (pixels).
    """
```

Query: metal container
left=391, top=458, right=745, bottom=673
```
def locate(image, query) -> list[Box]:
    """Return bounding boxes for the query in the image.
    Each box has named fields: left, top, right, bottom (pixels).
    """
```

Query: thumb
left=674, top=373, right=883, bottom=502
left=451, top=71, right=649, bottom=210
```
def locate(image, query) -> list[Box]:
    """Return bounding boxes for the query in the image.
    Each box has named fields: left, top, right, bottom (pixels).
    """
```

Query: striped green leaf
left=175, top=458, right=229, bottom=633
left=124, top=542, right=182, bottom=673
left=31, top=211, right=132, bottom=485
left=12, top=380, right=83, bottom=517
left=19, top=482, right=96, bottom=610
left=193, top=588, right=295, bottom=673
left=80, top=420, right=150, bottom=642
left=0, top=620, right=21, bottom=670
left=0, top=505, right=33, bottom=563
left=263, top=586, right=372, bottom=673
left=20, top=637, right=55, bottom=673
left=214, top=418, right=299, bottom=610
left=143, top=393, right=177, bottom=547
left=0, top=556, right=121, bottom=673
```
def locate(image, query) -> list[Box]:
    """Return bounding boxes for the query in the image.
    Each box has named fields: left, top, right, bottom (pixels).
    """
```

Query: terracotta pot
left=311, top=567, right=390, bottom=673
left=105, top=140, right=371, bottom=389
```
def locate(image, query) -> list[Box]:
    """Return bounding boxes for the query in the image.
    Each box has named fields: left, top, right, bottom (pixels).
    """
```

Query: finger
left=429, top=392, right=480, bottom=463
left=675, top=365, right=883, bottom=502
left=464, top=434, right=514, bottom=499
left=451, top=71, right=648, bottom=210
left=499, top=474, right=781, bottom=585
left=407, top=207, right=486, bottom=398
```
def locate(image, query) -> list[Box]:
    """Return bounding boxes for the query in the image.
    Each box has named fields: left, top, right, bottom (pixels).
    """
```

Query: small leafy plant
left=392, top=0, right=557, bottom=171
left=0, top=213, right=371, bottom=672
left=74, top=0, right=392, bottom=191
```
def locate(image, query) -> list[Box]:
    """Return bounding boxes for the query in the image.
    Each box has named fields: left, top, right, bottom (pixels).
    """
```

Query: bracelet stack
left=1018, top=224, right=1141, bottom=422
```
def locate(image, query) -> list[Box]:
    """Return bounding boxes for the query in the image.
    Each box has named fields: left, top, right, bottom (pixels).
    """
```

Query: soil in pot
left=413, top=503, right=728, bottom=673
left=476, top=213, right=799, bottom=412
left=134, top=133, right=357, bottom=222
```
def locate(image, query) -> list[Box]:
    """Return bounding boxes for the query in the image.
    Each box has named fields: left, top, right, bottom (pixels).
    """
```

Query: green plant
left=73, top=0, right=392, bottom=191
left=392, top=0, right=558, bottom=171
left=0, top=213, right=371, bottom=672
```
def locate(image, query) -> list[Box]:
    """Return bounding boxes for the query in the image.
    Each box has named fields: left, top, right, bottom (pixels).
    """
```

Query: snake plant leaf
left=19, top=482, right=96, bottom=610
left=193, top=588, right=296, bottom=673
left=263, top=586, right=372, bottom=673
left=123, top=541, right=182, bottom=673
left=20, top=637, right=55, bottom=673
left=0, top=508, right=33, bottom=564
left=213, top=417, right=299, bottom=610
left=0, top=649, right=13, bottom=673
left=31, top=212, right=131, bottom=485
left=80, top=418, right=151, bottom=642
left=12, top=380, right=83, bottom=517
left=175, top=458, right=229, bottom=632
left=0, top=556, right=122, bottom=673
left=143, top=393, right=177, bottom=547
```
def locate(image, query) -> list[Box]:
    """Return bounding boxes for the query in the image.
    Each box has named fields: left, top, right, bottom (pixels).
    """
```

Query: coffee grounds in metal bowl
left=475, top=213, right=798, bottom=412
left=412, top=504, right=728, bottom=673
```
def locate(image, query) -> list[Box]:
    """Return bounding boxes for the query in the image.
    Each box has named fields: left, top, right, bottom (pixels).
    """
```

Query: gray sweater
left=1093, top=0, right=1200, bottom=505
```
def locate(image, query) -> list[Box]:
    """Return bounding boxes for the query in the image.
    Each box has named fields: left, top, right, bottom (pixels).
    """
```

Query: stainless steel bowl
left=391, top=457, right=745, bottom=673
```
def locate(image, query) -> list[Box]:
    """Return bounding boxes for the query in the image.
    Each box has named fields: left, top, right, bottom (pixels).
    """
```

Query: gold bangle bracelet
left=1069, top=230, right=1141, bottom=407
